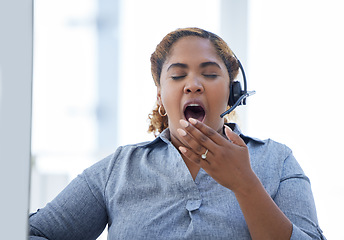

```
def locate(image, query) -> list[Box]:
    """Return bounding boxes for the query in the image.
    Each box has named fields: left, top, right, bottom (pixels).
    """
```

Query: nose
left=184, top=76, right=204, bottom=94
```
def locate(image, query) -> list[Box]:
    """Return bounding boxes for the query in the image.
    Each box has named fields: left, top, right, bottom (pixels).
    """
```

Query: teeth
left=188, top=104, right=200, bottom=107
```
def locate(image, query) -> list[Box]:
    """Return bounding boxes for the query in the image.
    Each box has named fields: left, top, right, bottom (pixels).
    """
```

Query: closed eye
left=171, top=75, right=186, bottom=80
left=203, top=74, right=218, bottom=79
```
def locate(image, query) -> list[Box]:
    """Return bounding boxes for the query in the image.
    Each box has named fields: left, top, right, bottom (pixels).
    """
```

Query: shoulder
left=83, top=137, right=167, bottom=179
left=247, top=138, right=306, bottom=198
left=249, top=138, right=292, bottom=159
left=246, top=137, right=293, bottom=176
left=234, top=126, right=303, bottom=193
left=228, top=123, right=292, bottom=159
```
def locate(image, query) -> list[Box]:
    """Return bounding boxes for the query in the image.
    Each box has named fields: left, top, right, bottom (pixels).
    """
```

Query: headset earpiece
left=229, top=81, right=244, bottom=107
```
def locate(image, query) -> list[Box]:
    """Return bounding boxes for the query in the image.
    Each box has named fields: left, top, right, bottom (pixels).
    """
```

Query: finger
left=187, top=118, right=228, bottom=146
left=179, top=119, right=217, bottom=154
left=177, top=127, right=209, bottom=155
left=224, top=125, right=246, bottom=147
left=175, top=128, right=192, bottom=148
left=179, top=146, right=211, bottom=166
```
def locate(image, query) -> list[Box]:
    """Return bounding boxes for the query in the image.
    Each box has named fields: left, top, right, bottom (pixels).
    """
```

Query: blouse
left=29, top=123, right=325, bottom=239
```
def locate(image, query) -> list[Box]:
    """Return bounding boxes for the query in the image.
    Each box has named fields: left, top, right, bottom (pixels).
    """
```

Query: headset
left=220, top=55, right=256, bottom=118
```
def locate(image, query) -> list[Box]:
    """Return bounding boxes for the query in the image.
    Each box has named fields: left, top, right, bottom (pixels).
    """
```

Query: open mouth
left=184, top=104, right=206, bottom=122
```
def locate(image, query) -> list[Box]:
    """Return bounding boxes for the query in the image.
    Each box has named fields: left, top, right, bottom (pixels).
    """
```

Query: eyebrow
left=200, top=61, right=222, bottom=69
left=167, top=61, right=222, bottom=72
left=167, top=63, right=188, bottom=72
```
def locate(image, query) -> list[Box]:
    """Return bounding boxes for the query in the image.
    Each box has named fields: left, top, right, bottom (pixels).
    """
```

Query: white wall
left=0, top=0, right=33, bottom=239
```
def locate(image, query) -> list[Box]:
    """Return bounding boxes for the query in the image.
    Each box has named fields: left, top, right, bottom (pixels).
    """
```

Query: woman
left=29, top=28, right=325, bottom=239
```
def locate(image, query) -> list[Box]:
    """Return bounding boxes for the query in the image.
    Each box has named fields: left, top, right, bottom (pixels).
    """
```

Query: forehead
left=166, top=36, right=222, bottom=64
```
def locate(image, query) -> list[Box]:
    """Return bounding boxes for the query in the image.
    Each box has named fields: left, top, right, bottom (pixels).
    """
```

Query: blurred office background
left=30, top=0, right=344, bottom=239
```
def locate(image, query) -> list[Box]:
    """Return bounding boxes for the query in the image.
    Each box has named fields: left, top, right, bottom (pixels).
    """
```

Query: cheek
left=160, top=88, right=179, bottom=110
left=212, top=82, right=230, bottom=106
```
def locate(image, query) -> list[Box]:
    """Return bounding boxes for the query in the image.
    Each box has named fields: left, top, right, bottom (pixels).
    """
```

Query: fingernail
left=177, top=128, right=187, bottom=136
left=189, top=118, right=197, bottom=125
left=225, top=125, right=232, bottom=131
left=179, top=146, right=187, bottom=154
left=180, top=119, right=189, bottom=128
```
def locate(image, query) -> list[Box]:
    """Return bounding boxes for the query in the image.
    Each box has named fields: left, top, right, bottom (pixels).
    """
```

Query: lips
left=183, top=100, right=206, bottom=122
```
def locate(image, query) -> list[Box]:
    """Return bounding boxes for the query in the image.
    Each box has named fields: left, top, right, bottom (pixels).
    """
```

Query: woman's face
left=157, top=36, right=230, bottom=146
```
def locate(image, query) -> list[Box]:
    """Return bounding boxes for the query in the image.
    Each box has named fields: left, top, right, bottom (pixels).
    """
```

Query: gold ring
left=201, top=149, right=208, bottom=160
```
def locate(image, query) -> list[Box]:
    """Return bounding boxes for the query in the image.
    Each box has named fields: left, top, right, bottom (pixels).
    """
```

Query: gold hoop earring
left=158, top=105, right=167, bottom=117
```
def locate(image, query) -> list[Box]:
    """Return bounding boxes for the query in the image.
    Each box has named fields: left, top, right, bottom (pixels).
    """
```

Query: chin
left=204, top=119, right=224, bottom=131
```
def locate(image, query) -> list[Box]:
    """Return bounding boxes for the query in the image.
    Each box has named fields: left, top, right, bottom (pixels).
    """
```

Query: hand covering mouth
left=184, top=103, right=206, bottom=122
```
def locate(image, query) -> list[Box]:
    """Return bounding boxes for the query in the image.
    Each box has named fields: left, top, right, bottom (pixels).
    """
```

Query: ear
left=156, top=87, right=162, bottom=105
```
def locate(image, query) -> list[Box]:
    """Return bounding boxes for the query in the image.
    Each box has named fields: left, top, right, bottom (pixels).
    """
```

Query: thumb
left=224, top=125, right=246, bottom=147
